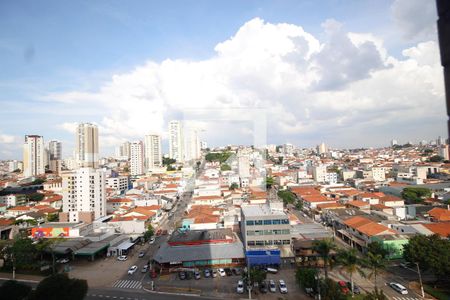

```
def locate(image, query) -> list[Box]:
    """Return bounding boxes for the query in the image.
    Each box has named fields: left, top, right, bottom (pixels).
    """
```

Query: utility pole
left=12, top=253, right=15, bottom=280
left=416, top=262, right=425, bottom=298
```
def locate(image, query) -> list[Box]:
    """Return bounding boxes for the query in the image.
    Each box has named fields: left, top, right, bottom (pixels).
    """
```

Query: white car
left=128, top=265, right=138, bottom=275
left=117, top=255, right=128, bottom=261
left=56, top=258, right=70, bottom=264
left=218, top=268, right=226, bottom=277
left=149, top=237, right=156, bottom=244
left=237, top=280, right=244, bottom=294
left=212, top=269, right=218, bottom=278
left=269, top=280, right=276, bottom=293
left=389, top=282, right=408, bottom=295
left=279, top=279, right=288, bottom=294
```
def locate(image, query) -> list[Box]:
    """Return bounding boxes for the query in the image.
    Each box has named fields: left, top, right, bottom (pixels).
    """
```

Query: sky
left=0, top=0, right=446, bottom=159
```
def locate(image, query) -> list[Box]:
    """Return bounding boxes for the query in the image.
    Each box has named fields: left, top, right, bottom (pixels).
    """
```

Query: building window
left=282, top=229, right=290, bottom=235
left=247, top=241, right=255, bottom=246
left=246, top=220, right=254, bottom=226
left=263, top=220, right=272, bottom=225
left=281, top=219, right=289, bottom=224
left=255, top=241, right=264, bottom=246
left=265, top=240, right=273, bottom=245
left=282, top=240, right=290, bottom=245
left=263, top=230, right=273, bottom=235
left=274, top=240, right=282, bottom=245
left=272, top=219, right=281, bottom=225
left=254, top=220, right=263, bottom=225
left=247, top=230, right=254, bottom=236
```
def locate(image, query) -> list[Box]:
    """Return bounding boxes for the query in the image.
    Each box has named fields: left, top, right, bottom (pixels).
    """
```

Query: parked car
left=128, top=265, right=138, bottom=275
left=233, top=268, right=242, bottom=276
left=259, top=281, right=268, bottom=293
left=266, top=267, right=278, bottom=274
left=185, top=271, right=193, bottom=280
left=194, top=271, right=201, bottom=280
left=56, top=258, right=69, bottom=264
left=218, top=268, right=226, bottom=277
left=269, top=280, right=276, bottom=293
left=141, top=265, right=149, bottom=273
left=149, top=237, right=156, bottom=244
left=204, top=269, right=211, bottom=278
left=338, top=281, right=350, bottom=295
left=179, top=271, right=186, bottom=280
left=212, top=269, right=218, bottom=278
left=225, top=268, right=233, bottom=276
left=346, top=282, right=360, bottom=294
left=305, top=287, right=315, bottom=297
left=237, top=280, right=244, bottom=294
left=389, top=282, right=408, bottom=295
left=138, top=251, right=145, bottom=258
left=279, top=279, right=288, bottom=294
left=400, top=262, right=415, bottom=269
left=117, top=255, right=127, bottom=261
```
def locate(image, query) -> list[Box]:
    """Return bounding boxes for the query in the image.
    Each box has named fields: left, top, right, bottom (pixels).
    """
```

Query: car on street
left=138, top=251, right=145, bottom=258
left=279, top=279, right=288, bottom=294
left=338, top=281, right=350, bottom=295
left=117, top=255, right=127, bottom=261
left=149, top=237, right=156, bottom=244
left=259, top=281, right=268, bottom=293
left=179, top=271, right=186, bottom=280
left=56, top=258, right=70, bottom=264
left=237, top=280, right=244, bottom=294
left=225, top=268, right=233, bottom=276
left=212, top=269, right=218, bottom=278
left=141, top=265, right=149, bottom=273
left=346, top=282, right=361, bottom=294
left=218, top=268, right=226, bottom=277
left=269, top=280, right=276, bottom=293
left=389, top=282, right=408, bottom=295
left=204, top=269, right=211, bottom=278
left=194, top=271, right=201, bottom=280
left=128, top=265, right=138, bottom=275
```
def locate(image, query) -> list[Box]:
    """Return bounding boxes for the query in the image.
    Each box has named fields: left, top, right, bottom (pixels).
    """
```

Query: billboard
left=32, top=227, right=69, bottom=238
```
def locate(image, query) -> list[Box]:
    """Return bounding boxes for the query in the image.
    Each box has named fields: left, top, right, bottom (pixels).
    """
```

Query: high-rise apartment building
left=144, top=134, right=162, bottom=170
left=61, top=168, right=106, bottom=223
left=48, top=140, right=62, bottom=160
left=130, top=141, right=145, bottom=176
left=186, top=129, right=201, bottom=161
left=169, top=120, right=184, bottom=162
left=23, top=135, right=45, bottom=177
left=76, top=123, right=99, bottom=168
left=238, top=155, right=250, bottom=178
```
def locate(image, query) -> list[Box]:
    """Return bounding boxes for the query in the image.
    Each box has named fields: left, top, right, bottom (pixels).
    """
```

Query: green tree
left=320, top=278, right=346, bottom=300
left=31, top=178, right=45, bottom=185
left=27, top=193, right=44, bottom=202
left=403, top=234, right=450, bottom=280
left=205, top=152, right=232, bottom=163
left=35, top=238, right=63, bottom=275
left=29, top=274, right=88, bottom=300
left=13, top=168, right=21, bottom=173
left=6, top=235, right=38, bottom=271
left=429, top=155, right=444, bottom=162
left=246, top=268, right=266, bottom=284
left=220, top=163, right=231, bottom=171
left=47, top=213, right=58, bottom=222
left=277, top=190, right=296, bottom=205
left=364, top=252, right=386, bottom=290
left=163, top=157, right=176, bottom=166
left=363, top=287, right=388, bottom=300
left=336, top=248, right=365, bottom=297
left=0, top=280, right=31, bottom=300
left=401, top=187, right=431, bottom=204
left=312, top=238, right=336, bottom=279
left=295, top=267, right=318, bottom=289
left=229, top=183, right=239, bottom=191
left=266, top=176, right=274, bottom=189
left=367, top=241, right=389, bottom=259
left=166, top=165, right=176, bottom=171
left=143, top=224, right=155, bottom=241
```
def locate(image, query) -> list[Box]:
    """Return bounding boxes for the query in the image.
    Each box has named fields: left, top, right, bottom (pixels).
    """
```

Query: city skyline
left=0, top=0, right=447, bottom=159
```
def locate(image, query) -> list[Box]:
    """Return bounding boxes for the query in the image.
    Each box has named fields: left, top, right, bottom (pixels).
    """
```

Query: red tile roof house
left=427, top=207, right=450, bottom=222
left=342, top=216, right=396, bottom=247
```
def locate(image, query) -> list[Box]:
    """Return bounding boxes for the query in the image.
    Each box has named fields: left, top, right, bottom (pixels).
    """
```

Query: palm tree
left=312, top=238, right=337, bottom=278
left=364, top=252, right=386, bottom=291
left=336, top=249, right=365, bottom=297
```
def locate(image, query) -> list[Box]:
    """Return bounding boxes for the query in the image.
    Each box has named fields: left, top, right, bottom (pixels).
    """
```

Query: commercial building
left=23, top=135, right=45, bottom=177
left=60, top=168, right=106, bottom=223
left=76, top=123, right=99, bottom=168
left=130, top=141, right=144, bottom=176
left=144, top=134, right=162, bottom=170
left=105, top=176, right=129, bottom=194
left=185, top=129, right=201, bottom=161
left=168, top=120, right=184, bottom=162
left=48, top=140, right=62, bottom=160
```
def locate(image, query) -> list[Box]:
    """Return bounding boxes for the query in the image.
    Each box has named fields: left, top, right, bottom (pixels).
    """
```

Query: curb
left=0, top=277, right=40, bottom=283
left=143, top=287, right=201, bottom=297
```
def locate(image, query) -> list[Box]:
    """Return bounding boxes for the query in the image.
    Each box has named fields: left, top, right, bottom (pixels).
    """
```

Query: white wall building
left=144, top=134, right=162, bottom=170
left=185, top=129, right=201, bottom=161
left=312, top=165, right=327, bottom=183
left=372, top=167, right=386, bottom=182
left=23, top=135, right=45, bottom=177
left=61, top=168, right=106, bottom=223
left=106, top=176, right=129, bottom=193
left=238, top=155, right=250, bottom=178
left=8, top=160, right=22, bottom=172
left=130, top=141, right=144, bottom=176
left=48, top=140, right=62, bottom=160
left=76, top=123, right=99, bottom=168
left=168, top=120, right=184, bottom=162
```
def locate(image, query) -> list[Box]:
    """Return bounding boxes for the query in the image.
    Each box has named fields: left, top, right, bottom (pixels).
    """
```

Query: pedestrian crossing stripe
left=112, top=280, right=142, bottom=289
left=392, top=297, right=420, bottom=300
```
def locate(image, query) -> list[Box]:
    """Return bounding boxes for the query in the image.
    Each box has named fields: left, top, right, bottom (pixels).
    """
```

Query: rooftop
left=241, top=204, right=287, bottom=217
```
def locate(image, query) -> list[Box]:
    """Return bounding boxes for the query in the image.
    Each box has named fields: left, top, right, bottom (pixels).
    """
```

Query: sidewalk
left=0, top=272, right=44, bottom=282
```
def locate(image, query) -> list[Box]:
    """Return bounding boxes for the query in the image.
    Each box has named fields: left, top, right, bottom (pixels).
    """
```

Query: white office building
left=130, top=141, right=145, bottom=176
left=61, top=168, right=106, bottom=223
left=76, top=123, right=99, bottom=168
left=144, top=134, right=162, bottom=170
left=23, top=135, right=45, bottom=177
left=169, top=120, right=184, bottom=162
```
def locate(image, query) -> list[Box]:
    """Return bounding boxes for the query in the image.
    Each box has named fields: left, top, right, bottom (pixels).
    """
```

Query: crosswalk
left=112, top=280, right=142, bottom=289
left=391, top=297, right=420, bottom=300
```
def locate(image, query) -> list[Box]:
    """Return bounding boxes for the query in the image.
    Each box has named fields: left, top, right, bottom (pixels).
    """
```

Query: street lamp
left=415, top=262, right=425, bottom=298
left=315, top=274, right=321, bottom=300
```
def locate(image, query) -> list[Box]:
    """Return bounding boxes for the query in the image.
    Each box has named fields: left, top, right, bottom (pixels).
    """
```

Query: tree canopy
left=401, top=187, right=431, bottom=204
left=205, top=152, right=232, bottom=163
left=277, top=190, right=296, bottom=205
left=162, top=157, right=176, bottom=166
left=29, top=274, right=88, bottom=300
left=0, top=280, right=31, bottom=300
left=295, top=267, right=318, bottom=289
left=220, top=163, right=231, bottom=171
left=229, top=183, right=239, bottom=190
left=429, top=155, right=444, bottom=162
left=266, top=176, right=274, bottom=189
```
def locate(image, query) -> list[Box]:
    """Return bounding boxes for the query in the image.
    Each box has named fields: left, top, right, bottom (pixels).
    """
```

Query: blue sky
left=0, top=0, right=445, bottom=159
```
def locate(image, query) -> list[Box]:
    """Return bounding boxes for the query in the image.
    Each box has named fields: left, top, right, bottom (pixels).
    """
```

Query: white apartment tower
left=238, top=155, right=250, bottom=178
left=144, top=134, right=162, bottom=170
left=186, top=129, right=201, bottom=161
left=76, top=123, right=99, bottom=168
left=23, top=135, right=45, bottom=177
left=312, top=165, right=327, bottom=183
left=48, top=140, right=62, bottom=160
left=130, top=141, right=145, bottom=176
left=169, top=120, right=184, bottom=162
left=61, top=168, right=106, bottom=223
